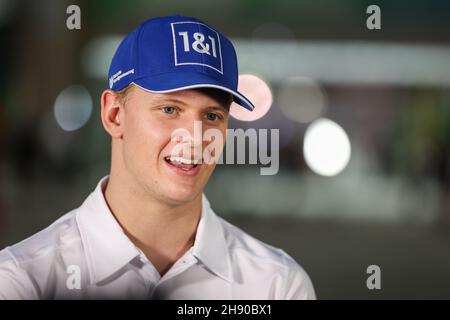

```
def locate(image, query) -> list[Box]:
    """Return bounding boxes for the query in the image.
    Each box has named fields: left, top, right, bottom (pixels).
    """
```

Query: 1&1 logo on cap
left=171, top=21, right=223, bottom=74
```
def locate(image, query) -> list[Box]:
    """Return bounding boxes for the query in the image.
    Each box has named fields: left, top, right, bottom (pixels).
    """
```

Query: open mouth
left=164, top=156, right=200, bottom=171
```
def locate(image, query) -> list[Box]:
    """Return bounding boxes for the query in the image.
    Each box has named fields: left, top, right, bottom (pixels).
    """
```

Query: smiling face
left=101, top=85, right=231, bottom=206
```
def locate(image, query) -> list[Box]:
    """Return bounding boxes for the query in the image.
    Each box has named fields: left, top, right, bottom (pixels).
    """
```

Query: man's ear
left=101, top=90, right=124, bottom=139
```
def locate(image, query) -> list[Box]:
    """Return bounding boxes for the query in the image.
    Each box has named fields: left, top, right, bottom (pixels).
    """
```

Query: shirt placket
left=148, top=249, right=198, bottom=299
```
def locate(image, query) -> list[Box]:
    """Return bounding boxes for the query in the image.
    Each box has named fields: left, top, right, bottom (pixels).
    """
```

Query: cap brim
left=132, top=72, right=255, bottom=111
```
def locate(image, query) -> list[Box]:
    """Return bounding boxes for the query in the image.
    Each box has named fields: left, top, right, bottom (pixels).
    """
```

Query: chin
left=161, top=183, right=202, bottom=205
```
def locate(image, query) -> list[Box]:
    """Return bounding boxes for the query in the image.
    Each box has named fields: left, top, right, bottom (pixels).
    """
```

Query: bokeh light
left=53, top=85, right=93, bottom=131
left=230, top=74, right=273, bottom=122
left=251, top=22, right=296, bottom=40
left=82, top=36, right=121, bottom=79
left=303, top=118, right=351, bottom=176
left=278, top=76, right=327, bottom=123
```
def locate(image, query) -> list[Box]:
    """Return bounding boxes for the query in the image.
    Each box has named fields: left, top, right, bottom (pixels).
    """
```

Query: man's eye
left=162, top=106, right=176, bottom=114
left=206, top=113, right=219, bottom=121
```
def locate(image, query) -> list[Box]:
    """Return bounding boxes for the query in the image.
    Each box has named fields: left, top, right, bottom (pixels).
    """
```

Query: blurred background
left=1, top=0, right=450, bottom=299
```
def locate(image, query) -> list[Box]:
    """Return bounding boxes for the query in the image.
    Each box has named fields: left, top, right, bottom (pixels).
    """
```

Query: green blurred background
left=1, top=0, right=450, bottom=299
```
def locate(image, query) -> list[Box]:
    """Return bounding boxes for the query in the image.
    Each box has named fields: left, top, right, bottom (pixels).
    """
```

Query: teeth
left=165, top=156, right=199, bottom=165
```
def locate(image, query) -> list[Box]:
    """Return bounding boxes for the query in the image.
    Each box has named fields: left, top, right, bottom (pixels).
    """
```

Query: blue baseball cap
left=108, top=15, right=255, bottom=111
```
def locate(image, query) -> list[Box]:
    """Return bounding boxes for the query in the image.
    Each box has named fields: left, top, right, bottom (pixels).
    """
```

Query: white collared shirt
left=0, top=176, right=315, bottom=300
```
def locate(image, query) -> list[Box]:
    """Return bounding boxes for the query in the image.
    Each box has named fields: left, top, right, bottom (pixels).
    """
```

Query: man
left=0, top=15, right=315, bottom=299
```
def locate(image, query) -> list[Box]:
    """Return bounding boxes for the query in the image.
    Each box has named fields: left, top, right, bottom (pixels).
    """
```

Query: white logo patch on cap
left=171, top=21, right=223, bottom=74
left=109, top=69, right=135, bottom=89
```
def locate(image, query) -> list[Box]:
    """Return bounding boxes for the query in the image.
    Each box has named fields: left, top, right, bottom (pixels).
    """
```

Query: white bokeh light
left=303, top=118, right=351, bottom=176
left=54, top=85, right=93, bottom=131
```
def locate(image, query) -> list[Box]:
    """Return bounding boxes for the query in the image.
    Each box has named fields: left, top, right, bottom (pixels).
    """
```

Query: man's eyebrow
left=204, top=105, right=229, bottom=114
left=152, top=97, right=229, bottom=113
left=152, top=97, right=189, bottom=105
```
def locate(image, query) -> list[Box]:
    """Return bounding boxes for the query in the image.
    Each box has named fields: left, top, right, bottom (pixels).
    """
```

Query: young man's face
left=115, top=85, right=229, bottom=205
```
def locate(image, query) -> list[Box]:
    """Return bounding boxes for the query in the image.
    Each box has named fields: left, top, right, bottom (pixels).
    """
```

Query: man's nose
left=185, top=119, right=203, bottom=149
left=172, top=118, right=203, bottom=158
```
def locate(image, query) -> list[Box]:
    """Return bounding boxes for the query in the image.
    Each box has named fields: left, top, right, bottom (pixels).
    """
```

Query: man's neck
left=103, top=173, right=202, bottom=276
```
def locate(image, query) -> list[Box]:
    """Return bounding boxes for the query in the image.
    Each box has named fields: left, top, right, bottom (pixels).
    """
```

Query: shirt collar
left=76, top=175, right=233, bottom=284
left=192, top=194, right=233, bottom=283
left=76, top=176, right=141, bottom=284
